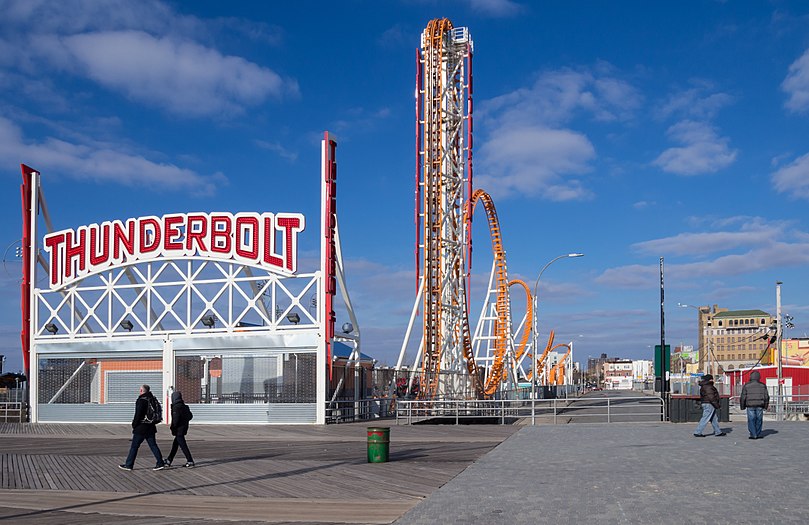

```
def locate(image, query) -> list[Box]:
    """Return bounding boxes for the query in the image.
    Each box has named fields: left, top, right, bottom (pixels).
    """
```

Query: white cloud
left=476, top=64, right=638, bottom=200
left=480, top=66, right=641, bottom=128
left=653, top=120, right=737, bottom=175
left=771, top=152, right=809, bottom=200
left=594, top=264, right=657, bottom=289
left=254, top=140, right=298, bottom=162
left=50, top=31, right=295, bottom=117
left=1, top=1, right=296, bottom=118
left=597, top=242, right=809, bottom=289
left=633, top=226, right=782, bottom=256
left=0, top=117, right=224, bottom=195
left=476, top=126, right=595, bottom=200
left=597, top=215, right=809, bottom=289
left=467, top=0, right=524, bottom=17
left=783, top=48, right=809, bottom=113
left=656, top=83, right=735, bottom=120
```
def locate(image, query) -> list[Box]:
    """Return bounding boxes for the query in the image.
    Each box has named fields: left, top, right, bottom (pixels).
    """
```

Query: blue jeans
left=746, top=407, right=764, bottom=438
left=694, top=403, right=721, bottom=435
left=124, top=432, right=164, bottom=468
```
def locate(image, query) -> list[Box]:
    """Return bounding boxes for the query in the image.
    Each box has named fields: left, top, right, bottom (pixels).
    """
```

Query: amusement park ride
left=396, top=19, right=573, bottom=400
left=17, top=17, right=573, bottom=425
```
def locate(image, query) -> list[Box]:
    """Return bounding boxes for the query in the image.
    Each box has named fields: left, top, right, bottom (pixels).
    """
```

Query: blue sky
left=2, top=0, right=809, bottom=373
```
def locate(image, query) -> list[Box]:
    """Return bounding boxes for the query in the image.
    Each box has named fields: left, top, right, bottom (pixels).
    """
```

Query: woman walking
left=165, top=391, right=195, bottom=468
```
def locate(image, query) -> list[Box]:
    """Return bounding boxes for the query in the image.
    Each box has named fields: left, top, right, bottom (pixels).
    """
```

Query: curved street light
left=531, top=253, right=584, bottom=423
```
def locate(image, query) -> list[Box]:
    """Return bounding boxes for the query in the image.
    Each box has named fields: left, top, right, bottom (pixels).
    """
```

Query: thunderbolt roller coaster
left=396, top=18, right=571, bottom=400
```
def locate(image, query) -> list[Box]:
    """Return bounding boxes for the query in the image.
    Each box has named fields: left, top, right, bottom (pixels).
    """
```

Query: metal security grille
left=38, top=356, right=162, bottom=405
left=176, top=352, right=316, bottom=404
left=106, top=371, right=162, bottom=403
left=38, top=358, right=95, bottom=404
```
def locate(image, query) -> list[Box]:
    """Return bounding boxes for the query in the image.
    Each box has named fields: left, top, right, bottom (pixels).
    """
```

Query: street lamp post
left=531, top=253, right=584, bottom=425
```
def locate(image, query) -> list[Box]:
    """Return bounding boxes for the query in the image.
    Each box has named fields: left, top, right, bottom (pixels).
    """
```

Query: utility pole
left=776, top=281, right=783, bottom=421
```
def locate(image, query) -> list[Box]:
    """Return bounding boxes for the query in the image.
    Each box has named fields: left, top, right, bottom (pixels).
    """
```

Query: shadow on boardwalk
left=1, top=420, right=806, bottom=524
left=0, top=422, right=515, bottom=524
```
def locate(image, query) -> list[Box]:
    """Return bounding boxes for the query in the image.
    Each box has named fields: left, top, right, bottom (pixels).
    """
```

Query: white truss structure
left=33, top=259, right=319, bottom=339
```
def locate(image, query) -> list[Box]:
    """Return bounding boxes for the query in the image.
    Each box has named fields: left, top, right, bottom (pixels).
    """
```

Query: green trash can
left=367, top=427, right=390, bottom=463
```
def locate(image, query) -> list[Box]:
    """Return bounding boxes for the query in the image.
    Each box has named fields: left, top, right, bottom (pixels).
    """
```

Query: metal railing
left=395, top=396, right=664, bottom=425
left=729, top=394, right=809, bottom=421
left=326, top=397, right=396, bottom=424
left=0, top=402, right=27, bottom=423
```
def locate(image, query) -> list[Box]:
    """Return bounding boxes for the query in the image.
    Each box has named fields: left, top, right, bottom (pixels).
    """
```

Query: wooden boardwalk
left=0, top=422, right=517, bottom=524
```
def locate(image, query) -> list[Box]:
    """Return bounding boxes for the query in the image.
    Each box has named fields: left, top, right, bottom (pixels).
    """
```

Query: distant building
left=602, top=358, right=633, bottom=390
left=587, top=353, right=609, bottom=386
left=690, top=305, right=773, bottom=375
left=672, top=345, right=700, bottom=374
left=632, top=360, right=654, bottom=382
left=712, top=308, right=773, bottom=372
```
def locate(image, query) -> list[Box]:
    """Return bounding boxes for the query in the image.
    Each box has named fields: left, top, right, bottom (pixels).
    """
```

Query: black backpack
left=143, top=395, right=163, bottom=424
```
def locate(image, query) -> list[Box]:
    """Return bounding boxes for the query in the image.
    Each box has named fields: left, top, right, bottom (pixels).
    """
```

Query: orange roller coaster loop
left=509, top=279, right=533, bottom=368
left=527, top=330, right=563, bottom=381
left=465, top=189, right=513, bottom=397
left=549, top=345, right=572, bottom=385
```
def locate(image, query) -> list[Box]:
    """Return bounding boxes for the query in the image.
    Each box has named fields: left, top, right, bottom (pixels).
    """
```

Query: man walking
left=693, top=374, right=725, bottom=437
left=119, top=385, right=166, bottom=471
left=740, top=370, right=769, bottom=439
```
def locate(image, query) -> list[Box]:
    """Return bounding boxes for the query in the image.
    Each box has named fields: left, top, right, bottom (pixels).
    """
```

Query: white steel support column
left=26, top=169, right=39, bottom=423
left=162, top=337, right=174, bottom=424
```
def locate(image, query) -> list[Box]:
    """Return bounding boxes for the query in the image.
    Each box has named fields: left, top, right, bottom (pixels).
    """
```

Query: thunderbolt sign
left=43, top=212, right=305, bottom=289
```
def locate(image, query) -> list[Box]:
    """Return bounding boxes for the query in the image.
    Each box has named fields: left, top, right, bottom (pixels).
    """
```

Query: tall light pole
left=531, top=253, right=584, bottom=424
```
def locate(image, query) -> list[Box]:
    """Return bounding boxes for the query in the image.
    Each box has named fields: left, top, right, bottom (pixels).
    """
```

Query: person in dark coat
left=740, top=370, right=770, bottom=439
left=693, top=374, right=726, bottom=437
left=119, top=385, right=166, bottom=470
left=164, top=391, right=195, bottom=468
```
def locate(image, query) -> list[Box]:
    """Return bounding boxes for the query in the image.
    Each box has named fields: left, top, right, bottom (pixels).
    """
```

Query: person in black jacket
left=164, top=390, right=195, bottom=468
left=693, top=374, right=726, bottom=437
left=740, top=370, right=770, bottom=439
left=119, top=385, right=166, bottom=471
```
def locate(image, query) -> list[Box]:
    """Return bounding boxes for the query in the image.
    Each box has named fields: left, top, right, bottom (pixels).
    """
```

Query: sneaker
left=118, top=464, right=133, bottom=471
left=153, top=464, right=166, bottom=471
left=693, top=434, right=704, bottom=438
left=184, top=462, right=195, bottom=468
left=163, top=459, right=172, bottom=468
left=714, top=432, right=727, bottom=437
left=748, top=436, right=756, bottom=440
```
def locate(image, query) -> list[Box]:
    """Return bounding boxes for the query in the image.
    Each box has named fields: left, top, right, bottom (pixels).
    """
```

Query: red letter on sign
left=139, top=218, right=161, bottom=254
left=64, top=229, right=87, bottom=279
left=185, top=214, right=208, bottom=253
left=163, top=215, right=184, bottom=253
left=89, top=223, right=110, bottom=267
left=276, top=215, right=303, bottom=272
left=235, top=216, right=259, bottom=260
left=44, top=232, right=66, bottom=287
left=262, top=215, right=283, bottom=268
left=113, top=219, right=136, bottom=261
left=210, top=215, right=232, bottom=254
